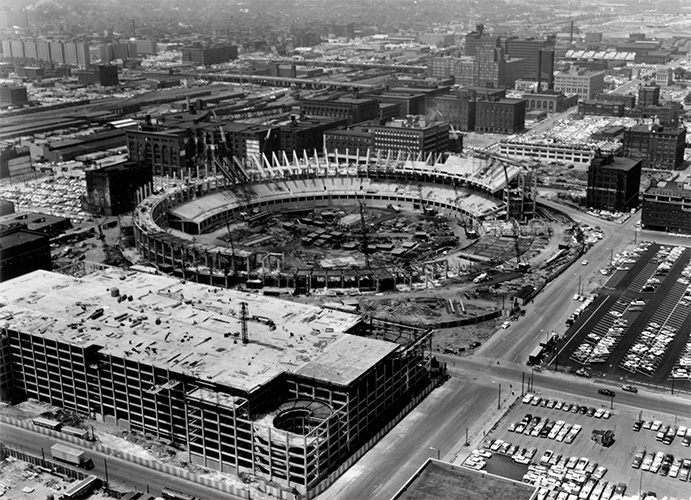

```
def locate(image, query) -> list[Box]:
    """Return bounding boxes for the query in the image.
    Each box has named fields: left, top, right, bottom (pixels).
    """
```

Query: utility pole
left=498, top=383, right=501, bottom=410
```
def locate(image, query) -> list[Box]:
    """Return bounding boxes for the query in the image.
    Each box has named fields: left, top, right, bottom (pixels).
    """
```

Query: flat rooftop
left=0, top=268, right=396, bottom=394
left=392, top=460, right=536, bottom=500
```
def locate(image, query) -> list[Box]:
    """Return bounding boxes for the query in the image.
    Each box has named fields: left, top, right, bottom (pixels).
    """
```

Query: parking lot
left=556, top=242, right=691, bottom=392
left=462, top=389, right=691, bottom=499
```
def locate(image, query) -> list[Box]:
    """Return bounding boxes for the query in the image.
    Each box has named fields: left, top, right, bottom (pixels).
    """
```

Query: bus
left=161, top=487, right=196, bottom=500
left=32, top=417, right=62, bottom=430
left=59, top=475, right=100, bottom=500
left=62, top=426, right=90, bottom=440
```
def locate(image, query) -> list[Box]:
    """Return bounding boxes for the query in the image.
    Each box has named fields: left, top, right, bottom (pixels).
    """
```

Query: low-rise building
left=0, top=227, right=51, bottom=282
left=641, top=173, right=691, bottom=234
left=553, top=69, right=605, bottom=99
left=475, top=98, right=526, bottom=134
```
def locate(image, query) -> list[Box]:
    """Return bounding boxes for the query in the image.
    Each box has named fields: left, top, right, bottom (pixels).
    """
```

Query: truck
left=50, top=444, right=94, bottom=469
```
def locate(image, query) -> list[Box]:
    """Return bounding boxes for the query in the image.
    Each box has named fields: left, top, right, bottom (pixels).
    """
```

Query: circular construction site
left=133, top=155, right=581, bottom=343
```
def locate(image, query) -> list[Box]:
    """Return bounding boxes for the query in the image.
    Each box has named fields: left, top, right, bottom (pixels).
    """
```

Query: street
left=0, top=423, right=242, bottom=500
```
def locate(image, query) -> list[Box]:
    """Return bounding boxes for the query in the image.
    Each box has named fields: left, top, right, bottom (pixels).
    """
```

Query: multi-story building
left=655, top=68, right=673, bottom=87
left=279, top=116, right=347, bottom=154
left=641, top=173, right=691, bottom=234
left=371, top=118, right=449, bottom=156
left=324, top=129, right=374, bottom=155
left=127, top=127, right=196, bottom=177
left=62, top=41, right=90, bottom=66
left=595, top=92, right=636, bottom=108
left=219, top=122, right=282, bottom=164
left=475, top=45, right=526, bottom=89
left=0, top=84, right=28, bottom=105
left=75, top=65, right=119, bottom=87
left=182, top=45, right=238, bottom=66
left=84, top=161, right=153, bottom=216
left=0, top=212, right=72, bottom=238
left=464, top=24, right=499, bottom=57
left=0, top=227, right=51, bottom=282
left=637, top=85, right=660, bottom=107
left=523, top=91, right=578, bottom=113
left=622, top=124, right=686, bottom=170
left=499, top=138, right=622, bottom=165
left=578, top=100, right=625, bottom=117
left=431, top=93, right=477, bottom=131
left=0, top=267, right=435, bottom=494
left=430, top=57, right=455, bottom=79
left=624, top=102, right=682, bottom=127
left=475, top=98, right=526, bottom=134
left=553, top=70, right=605, bottom=99
left=299, top=96, right=379, bottom=126
left=503, top=37, right=555, bottom=87
left=586, top=153, right=641, bottom=212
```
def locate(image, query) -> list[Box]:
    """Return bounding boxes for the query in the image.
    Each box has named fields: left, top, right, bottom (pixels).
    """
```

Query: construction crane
left=358, top=197, right=371, bottom=269
left=510, top=217, right=522, bottom=268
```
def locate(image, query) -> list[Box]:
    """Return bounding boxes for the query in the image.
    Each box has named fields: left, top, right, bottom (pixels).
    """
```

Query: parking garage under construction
left=0, top=267, right=438, bottom=495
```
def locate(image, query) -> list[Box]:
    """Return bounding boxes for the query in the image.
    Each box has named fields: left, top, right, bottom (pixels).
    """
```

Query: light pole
left=430, top=446, right=440, bottom=460
left=609, top=394, right=614, bottom=410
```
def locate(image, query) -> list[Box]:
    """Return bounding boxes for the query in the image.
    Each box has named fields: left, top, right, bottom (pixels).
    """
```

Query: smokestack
left=537, top=50, right=542, bottom=93
left=132, top=19, right=136, bottom=38
left=570, top=21, right=574, bottom=45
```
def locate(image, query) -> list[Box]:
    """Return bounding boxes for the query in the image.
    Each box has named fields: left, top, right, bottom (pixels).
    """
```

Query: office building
left=0, top=228, right=51, bottom=282
left=218, top=122, right=282, bottom=165
left=371, top=118, right=449, bottom=156
left=655, top=68, right=673, bottom=87
left=324, top=129, right=374, bottom=155
left=300, top=96, right=379, bottom=126
left=0, top=267, right=435, bottom=494
left=586, top=153, right=641, bottom=212
left=595, top=93, right=635, bottom=108
left=641, top=174, right=691, bottom=234
left=553, top=70, right=605, bottom=99
left=85, top=161, right=153, bottom=216
left=475, top=45, right=526, bottom=89
left=622, top=124, right=686, bottom=170
left=182, top=45, right=238, bottom=66
left=475, top=98, right=526, bottom=134
left=578, top=100, right=625, bottom=117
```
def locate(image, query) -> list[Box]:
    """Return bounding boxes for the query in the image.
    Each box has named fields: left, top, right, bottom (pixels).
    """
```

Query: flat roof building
left=641, top=173, right=691, bottom=234
left=622, top=124, right=686, bottom=170
left=85, top=161, right=153, bottom=216
left=0, top=267, right=435, bottom=494
left=586, top=153, right=641, bottom=212
left=0, top=228, right=51, bottom=282
left=553, top=70, right=605, bottom=100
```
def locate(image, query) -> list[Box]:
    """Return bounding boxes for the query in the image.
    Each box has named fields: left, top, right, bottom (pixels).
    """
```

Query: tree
left=684, top=92, right=691, bottom=105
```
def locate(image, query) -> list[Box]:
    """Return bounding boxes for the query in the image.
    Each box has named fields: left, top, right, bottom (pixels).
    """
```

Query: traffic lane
left=319, top=377, right=500, bottom=500
left=439, top=355, right=691, bottom=417
left=0, top=423, right=242, bottom=500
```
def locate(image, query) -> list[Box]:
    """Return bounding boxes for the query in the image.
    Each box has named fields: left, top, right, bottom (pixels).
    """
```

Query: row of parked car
left=525, top=452, right=625, bottom=500
left=522, top=394, right=613, bottom=420
left=631, top=450, right=691, bottom=481
left=631, top=420, right=691, bottom=446
left=508, top=413, right=583, bottom=444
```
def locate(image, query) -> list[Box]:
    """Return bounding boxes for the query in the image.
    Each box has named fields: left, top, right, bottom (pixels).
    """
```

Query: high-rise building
left=586, top=153, right=641, bottom=212
left=474, top=46, right=525, bottom=89
left=75, top=65, right=119, bottom=87
left=62, top=41, right=89, bottom=66
left=464, top=24, right=499, bottom=57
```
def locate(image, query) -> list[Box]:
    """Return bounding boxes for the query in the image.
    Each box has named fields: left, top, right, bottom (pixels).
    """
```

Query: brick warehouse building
left=0, top=268, right=436, bottom=494
left=586, top=152, right=641, bottom=212
left=641, top=174, right=691, bottom=234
